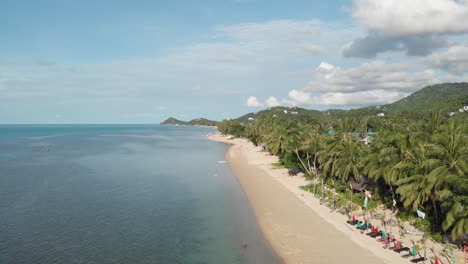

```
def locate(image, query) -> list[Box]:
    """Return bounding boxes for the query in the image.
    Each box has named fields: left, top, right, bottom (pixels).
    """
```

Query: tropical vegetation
left=217, top=83, right=468, bottom=242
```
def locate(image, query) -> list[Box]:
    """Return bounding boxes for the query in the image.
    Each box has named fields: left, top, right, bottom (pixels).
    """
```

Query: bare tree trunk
left=431, top=198, right=438, bottom=233
left=313, top=154, right=318, bottom=180
left=295, top=150, right=311, bottom=175
left=306, top=152, right=312, bottom=176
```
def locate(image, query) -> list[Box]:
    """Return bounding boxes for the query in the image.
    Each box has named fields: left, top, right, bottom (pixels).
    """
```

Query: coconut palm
left=442, top=201, right=468, bottom=240
left=324, top=136, right=363, bottom=182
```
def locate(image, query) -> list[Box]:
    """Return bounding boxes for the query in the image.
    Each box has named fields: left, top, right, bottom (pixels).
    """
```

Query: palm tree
left=395, top=143, right=428, bottom=210
left=442, top=201, right=468, bottom=240
left=324, top=137, right=363, bottom=182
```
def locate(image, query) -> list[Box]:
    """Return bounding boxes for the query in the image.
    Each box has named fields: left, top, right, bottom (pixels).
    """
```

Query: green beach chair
left=376, top=231, right=387, bottom=241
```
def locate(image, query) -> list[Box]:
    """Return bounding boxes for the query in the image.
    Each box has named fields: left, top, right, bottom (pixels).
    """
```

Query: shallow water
left=0, top=125, right=279, bottom=264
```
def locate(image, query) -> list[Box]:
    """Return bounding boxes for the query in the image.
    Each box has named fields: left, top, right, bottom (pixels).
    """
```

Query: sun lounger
left=376, top=231, right=387, bottom=242
left=403, top=249, right=415, bottom=258
left=347, top=215, right=357, bottom=225
left=382, top=237, right=394, bottom=244
left=369, top=231, right=382, bottom=238
left=357, top=221, right=367, bottom=230
left=395, top=246, right=410, bottom=253
left=366, top=226, right=377, bottom=235
left=392, top=241, right=410, bottom=253
left=410, top=257, right=427, bottom=263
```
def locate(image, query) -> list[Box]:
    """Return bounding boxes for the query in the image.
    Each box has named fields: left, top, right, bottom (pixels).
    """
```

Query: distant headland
left=160, top=117, right=218, bottom=127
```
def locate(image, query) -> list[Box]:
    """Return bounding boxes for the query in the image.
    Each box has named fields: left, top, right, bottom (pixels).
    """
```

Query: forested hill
left=160, top=117, right=218, bottom=126
left=383, top=82, right=468, bottom=115
left=233, top=82, right=468, bottom=124
left=161, top=82, right=467, bottom=127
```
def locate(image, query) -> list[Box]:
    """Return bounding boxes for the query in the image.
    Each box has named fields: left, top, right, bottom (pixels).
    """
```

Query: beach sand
left=209, top=133, right=446, bottom=264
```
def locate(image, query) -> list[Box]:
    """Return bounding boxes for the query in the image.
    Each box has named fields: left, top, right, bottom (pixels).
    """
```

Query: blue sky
left=1, top=0, right=468, bottom=123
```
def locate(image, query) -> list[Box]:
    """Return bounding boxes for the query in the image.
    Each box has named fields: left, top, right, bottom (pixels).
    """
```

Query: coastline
left=209, top=133, right=421, bottom=264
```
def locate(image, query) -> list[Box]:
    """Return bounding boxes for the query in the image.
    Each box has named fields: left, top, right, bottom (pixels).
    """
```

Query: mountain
left=233, top=83, right=468, bottom=123
left=160, top=117, right=218, bottom=126
left=234, top=106, right=324, bottom=124
left=382, top=82, right=468, bottom=116
left=163, top=83, right=467, bottom=127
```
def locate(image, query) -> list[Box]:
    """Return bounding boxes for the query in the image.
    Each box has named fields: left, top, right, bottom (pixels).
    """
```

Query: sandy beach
left=209, top=133, right=457, bottom=264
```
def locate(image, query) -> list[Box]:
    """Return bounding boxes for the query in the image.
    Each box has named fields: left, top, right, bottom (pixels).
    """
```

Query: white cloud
left=341, top=32, right=448, bottom=58
left=283, top=89, right=408, bottom=106
left=246, top=96, right=262, bottom=107
left=351, top=0, right=468, bottom=36
left=301, top=44, right=327, bottom=54
left=265, top=96, right=281, bottom=107
left=304, top=60, right=440, bottom=93
left=191, top=85, right=202, bottom=91
left=276, top=58, right=468, bottom=107
left=222, top=54, right=240, bottom=62
left=216, top=20, right=321, bottom=41
left=286, top=90, right=312, bottom=105
left=426, top=45, right=468, bottom=75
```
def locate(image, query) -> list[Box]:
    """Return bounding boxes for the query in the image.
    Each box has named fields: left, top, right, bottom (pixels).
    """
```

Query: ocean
left=0, top=125, right=279, bottom=264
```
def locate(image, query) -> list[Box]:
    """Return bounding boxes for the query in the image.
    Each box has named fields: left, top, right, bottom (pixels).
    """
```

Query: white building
left=377, top=113, right=385, bottom=117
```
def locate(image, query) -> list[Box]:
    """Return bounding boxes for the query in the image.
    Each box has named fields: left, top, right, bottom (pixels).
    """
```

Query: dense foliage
left=217, top=84, right=468, bottom=242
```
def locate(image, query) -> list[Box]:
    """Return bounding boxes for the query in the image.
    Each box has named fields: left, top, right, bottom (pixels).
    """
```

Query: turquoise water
left=0, top=125, right=279, bottom=264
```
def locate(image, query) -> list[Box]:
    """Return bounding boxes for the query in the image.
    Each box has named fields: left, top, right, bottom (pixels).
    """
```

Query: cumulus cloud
left=246, top=96, right=262, bottom=107
left=216, top=20, right=321, bottom=41
left=265, top=96, right=281, bottom=107
left=283, top=89, right=408, bottom=106
left=351, top=0, right=468, bottom=36
left=301, top=44, right=327, bottom=54
left=426, top=45, right=468, bottom=75
left=342, top=32, right=448, bottom=58
left=304, top=60, right=440, bottom=93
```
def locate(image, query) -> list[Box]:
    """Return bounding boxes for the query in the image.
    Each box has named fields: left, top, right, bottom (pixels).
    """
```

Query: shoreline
left=209, top=133, right=425, bottom=264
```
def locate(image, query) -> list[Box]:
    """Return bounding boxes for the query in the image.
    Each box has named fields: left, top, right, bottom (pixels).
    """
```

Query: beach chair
left=356, top=221, right=365, bottom=229
left=376, top=231, right=387, bottom=242
left=410, top=246, right=427, bottom=263
left=405, top=246, right=427, bottom=263
left=410, top=256, right=427, bottom=263
left=366, top=225, right=376, bottom=235
left=368, top=226, right=383, bottom=237
left=382, top=236, right=395, bottom=245
left=393, top=241, right=410, bottom=254
left=369, top=231, right=382, bottom=238
left=347, top=215, right=358, bottom=225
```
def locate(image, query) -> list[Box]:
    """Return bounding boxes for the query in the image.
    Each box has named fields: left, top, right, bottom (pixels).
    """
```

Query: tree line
left=218, top=111, right=468, bottom=242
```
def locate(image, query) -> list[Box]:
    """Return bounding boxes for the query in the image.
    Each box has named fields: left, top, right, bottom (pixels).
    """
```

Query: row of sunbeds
left=347, top=217, right=428, bottom=263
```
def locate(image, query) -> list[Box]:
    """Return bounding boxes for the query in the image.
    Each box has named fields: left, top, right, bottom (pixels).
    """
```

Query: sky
left=1, top=0, right=468, bottom=123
